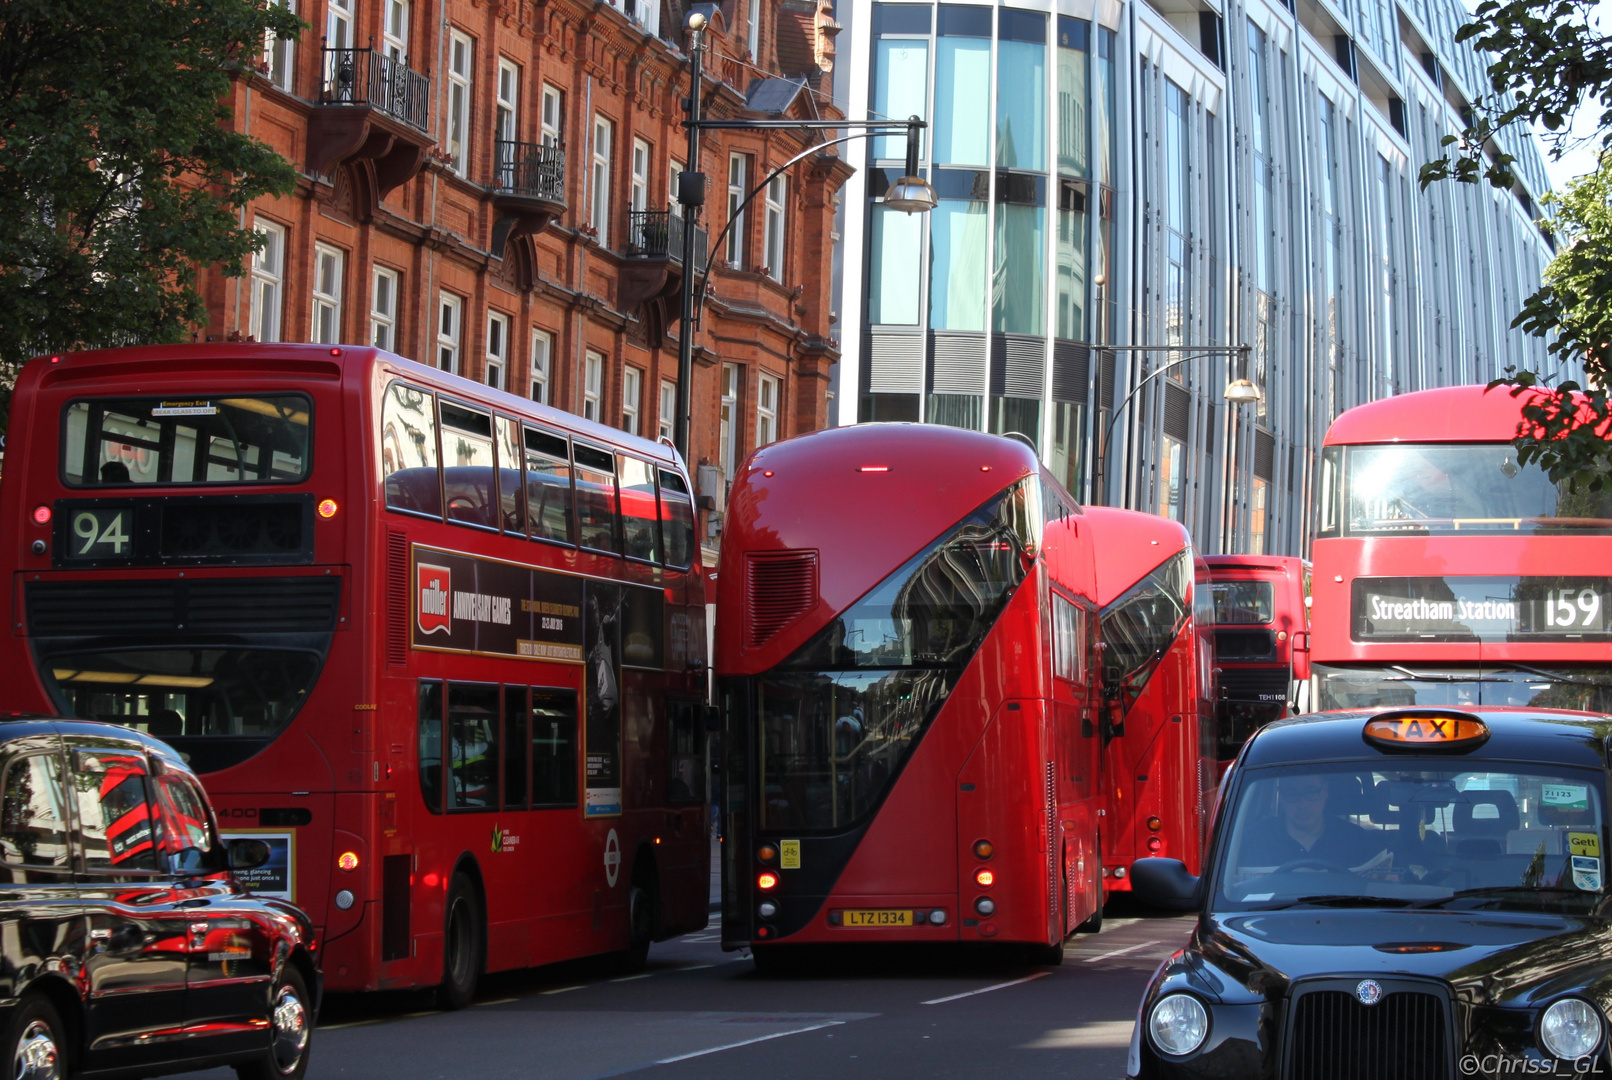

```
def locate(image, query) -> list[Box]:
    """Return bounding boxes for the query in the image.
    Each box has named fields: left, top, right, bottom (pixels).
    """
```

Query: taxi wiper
left=1248, top=894, right=1413, bottom=910
left=1413, top=886, right=1589, bottom=908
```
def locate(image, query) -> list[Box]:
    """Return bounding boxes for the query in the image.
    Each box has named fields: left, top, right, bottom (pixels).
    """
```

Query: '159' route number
left=73, top=510, right=130, bottom=556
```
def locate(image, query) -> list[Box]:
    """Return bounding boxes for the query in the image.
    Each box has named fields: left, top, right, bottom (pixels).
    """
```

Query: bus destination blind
left=1352, top=576, right=1612, bottom=642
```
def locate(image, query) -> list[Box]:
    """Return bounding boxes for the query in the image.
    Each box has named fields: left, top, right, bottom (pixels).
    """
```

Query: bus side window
left=447, top=683, right=500, bottom=811
left=658, top=469, right=695, bottom=570
left=668, top=699, right=704, bottom=803
left=619, top=456, right=661, bottom=563
left=503, top=686, right=528, bottom=810
left=440, top=402, right=499, bottom=531
left=496, top=416, right=525, bottom=535
left=573, top=444, right=621, bottom=555
left=382, top=383, right=442, bottom=518
left=419, top=681, right=443, bottom=814
left=531, top=688, right=578, bottom=808
left=524, top=427, right=574, bottom=546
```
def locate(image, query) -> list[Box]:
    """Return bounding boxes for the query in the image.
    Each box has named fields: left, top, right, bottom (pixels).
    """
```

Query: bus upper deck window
left=619, top=457, right=660, bottom=564
left=65, top=396, right=311, bottom=487
left=523, top=427, right=574, bottom=546
left=382, top=383, right=441, bottom=518
left=573, top=444, right=620, bottom=555
left=658, top=469, right=695, bottom=570
left=440, top=401, right=498, bottom=531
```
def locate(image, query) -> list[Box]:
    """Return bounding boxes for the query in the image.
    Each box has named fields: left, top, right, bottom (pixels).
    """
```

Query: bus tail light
left=973, top=839, right=994, bottom=860
left=757, top=844, right=778, bottom=863
left=974, top=897, right=996, bottom=917
left=31, top=506, right=51, bottom=526
left=974, top=869, right=994, bottom=888
left=318, top=498, right=339, bottom=519
left=337, top=851, right=359, bottom=872
left=1146, top=837, right=1163, bottom=853
left=757, top=872, right=779, bottom=891
left=1146, top=817, right=1162, bottom=832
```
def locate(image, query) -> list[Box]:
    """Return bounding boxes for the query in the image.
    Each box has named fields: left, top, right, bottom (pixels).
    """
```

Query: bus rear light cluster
left=755, top=925, right=775, bottom=939
left=1147, top=837, right=1164, bottom=853
left=758, top=901, right=778, bottom=918
left=757, top=872, right=779, bottom=891
left=31, top=506, right=51, bottom=526
left=1146, top=817, right=1162, bottom=832
left=973, top=839, right=994, bottom=860
left=974, top=869, right=994, bottom=888
left=317, top=498, right=339, bottom=519
left=757, top=844, right=778, bottom=863
left=337, top=851, right=359, bottom=872
left=974, top=897, right=996, bottom=917
left=334, top=890, right=355, bottom=910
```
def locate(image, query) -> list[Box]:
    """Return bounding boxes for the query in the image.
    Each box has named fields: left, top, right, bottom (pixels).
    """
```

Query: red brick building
left=204, top=0, right=849, bottom=562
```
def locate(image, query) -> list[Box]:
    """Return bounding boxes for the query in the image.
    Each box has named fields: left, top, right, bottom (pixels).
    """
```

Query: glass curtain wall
left=1050, top=16, right=1090, bottom=495
left=867, top=6, right=931, bottom=329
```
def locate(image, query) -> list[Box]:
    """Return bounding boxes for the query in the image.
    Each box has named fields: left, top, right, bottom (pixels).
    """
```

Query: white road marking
left=1019, top=1021, right=1136, bottom=1049
left=675, top=963, right=715, bottom=971
left=474, top=998, right=519, bottom=1006
left=540, top=985, right=586, bottom=995
left=1081, top=939, right=1161, bottom=963
left=611, top=973, right=655, bottom=982
left=653, top=1021, right=845, bottom=1064
left=920, top=972, right=1051, bottom=1005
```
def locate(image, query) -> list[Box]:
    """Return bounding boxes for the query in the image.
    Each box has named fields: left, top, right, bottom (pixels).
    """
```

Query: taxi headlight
left=1540, top=998, right=1603, bottom=1061
left=1148, top=993, right=1209, bottom=1056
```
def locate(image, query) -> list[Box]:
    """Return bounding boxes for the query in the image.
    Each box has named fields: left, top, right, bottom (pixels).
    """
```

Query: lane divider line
left=921, top=972, right=1050, bottom=1005
left=1081, top=939, right=1161, bottom=964
left=540, top=985, right=586, bottom=995
left=653, top=1021, right=846, bottom=1064
left=611, top=973, right=655, bottom=982
left=474, top=998, right=519, bottom=1006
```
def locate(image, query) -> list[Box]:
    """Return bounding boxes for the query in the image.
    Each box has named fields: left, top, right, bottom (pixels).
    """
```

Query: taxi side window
left=0, top=754, right=72, bottom=873
left=73, top=750, right=160, bottom=872
left=155, top=773, right=216, bottom=871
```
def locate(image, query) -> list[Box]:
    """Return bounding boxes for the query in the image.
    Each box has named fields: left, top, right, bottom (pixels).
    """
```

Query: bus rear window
left=1211, top=580, right=1274, bottom=624
left=65, top=396, right=311, bottom=486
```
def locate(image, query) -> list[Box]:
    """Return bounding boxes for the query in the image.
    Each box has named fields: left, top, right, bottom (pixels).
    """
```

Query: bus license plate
left=842, top=909, right=913, bottom=927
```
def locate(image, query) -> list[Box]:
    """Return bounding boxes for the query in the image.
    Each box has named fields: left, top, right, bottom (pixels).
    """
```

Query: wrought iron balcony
left=626, top=209, right=708, bottom=267
left=320, top=47, right=429, bottom=133
left=494, top=141, right=565, bottom=204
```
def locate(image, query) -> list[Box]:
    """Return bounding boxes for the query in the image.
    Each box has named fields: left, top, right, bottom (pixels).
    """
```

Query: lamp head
left=884, top=175, right=937, bottom=214
left=1223, top=378, right=1262, bottom=404
left=688, top=11, right=708, bottom=30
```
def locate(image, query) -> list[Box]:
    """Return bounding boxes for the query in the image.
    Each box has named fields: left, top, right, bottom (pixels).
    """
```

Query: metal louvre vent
left=1164, top=383, right=1191, bottom=441
left=1218, top=665, right=1290, bottom=703
left=1287, top=989, right=1449, bottom=1080
left=1052, top=340, right=1089, bottom=404
left=1045, top=760, right=1057, bottom=926
left=28, top=576, right=341, bottom=636
left=990, top=333, right=1046, bottom=398
left=1099, top=350, right=1117, bottom=410
left=1255, top=429, right=1276, bottom=480
left=865, top=328, right=925, bottom=394
left=929, top=330, right=987, bottom=395
left=386, top=531, right=409, bottom=666
left=745, top=550, right=818, bottom=649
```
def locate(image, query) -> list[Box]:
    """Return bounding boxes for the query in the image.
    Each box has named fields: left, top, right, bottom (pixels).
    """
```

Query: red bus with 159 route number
left=0, top=343, right=711, bottom=1005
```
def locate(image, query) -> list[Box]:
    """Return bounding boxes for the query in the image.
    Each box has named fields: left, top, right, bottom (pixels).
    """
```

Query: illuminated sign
left=1352, top=577, right=1612, bottom=642
left=1363, top=711, right=1489, bottom=748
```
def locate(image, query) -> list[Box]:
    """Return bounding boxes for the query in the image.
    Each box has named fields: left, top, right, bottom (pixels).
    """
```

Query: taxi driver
left=1248, top=774, right=1384, bottom=870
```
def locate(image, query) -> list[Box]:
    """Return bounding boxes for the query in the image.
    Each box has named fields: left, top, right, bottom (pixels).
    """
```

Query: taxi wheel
left=235, top=966, right=312, bottom=1080
left=6, top=995, right=67, bottom=1080
left=436, top=873, right=484, bottom=1010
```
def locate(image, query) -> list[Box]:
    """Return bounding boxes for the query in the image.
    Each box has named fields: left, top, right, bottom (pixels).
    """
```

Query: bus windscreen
left=1337, top=442, right=1612, bottom=536
left=1211, top=580, right=1274, bottom=624
left=64, top=396, right=311, bottom=486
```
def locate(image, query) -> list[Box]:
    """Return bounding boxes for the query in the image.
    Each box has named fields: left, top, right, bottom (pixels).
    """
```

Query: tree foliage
left=1417, top=0, right=1612, bottom=488
left=0, top=0, right=303, bottom=434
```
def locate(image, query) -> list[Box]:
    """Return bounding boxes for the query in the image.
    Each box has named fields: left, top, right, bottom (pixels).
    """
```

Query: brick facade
left=202, top=0, right=850, bottom=560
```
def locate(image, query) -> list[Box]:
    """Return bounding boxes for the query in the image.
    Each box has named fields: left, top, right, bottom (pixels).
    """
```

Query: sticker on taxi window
left=1570, top=832, right=1601, bottom=858
left=1544, top=784, right=1590, bottom=811
left=1571, top=855, right=1602, bottom=892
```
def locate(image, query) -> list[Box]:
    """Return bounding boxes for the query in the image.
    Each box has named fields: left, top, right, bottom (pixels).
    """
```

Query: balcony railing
left=626, top=209, right=708, bottom=267
left=320, top=47, right=430, bottom=133
left=494, top=141, right=566, bottom=203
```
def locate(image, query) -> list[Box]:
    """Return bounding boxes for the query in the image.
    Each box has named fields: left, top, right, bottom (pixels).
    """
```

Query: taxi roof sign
left=1363, top=710, right=1490, bottom=750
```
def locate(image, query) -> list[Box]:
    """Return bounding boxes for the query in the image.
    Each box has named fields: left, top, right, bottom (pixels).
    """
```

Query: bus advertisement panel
left=716, top=426, right=1106, bottom=964
left=1202, top=554, right=1310, bottom=765
left=1310, top=385, right=1612, bottom=713
left=0, top=344, right=711, bottom=1004
left=1082, top=509, right=1218, bottom=889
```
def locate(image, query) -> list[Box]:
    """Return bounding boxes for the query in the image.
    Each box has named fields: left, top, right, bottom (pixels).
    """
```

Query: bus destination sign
left=1352, top=576, right=1612, bottom=642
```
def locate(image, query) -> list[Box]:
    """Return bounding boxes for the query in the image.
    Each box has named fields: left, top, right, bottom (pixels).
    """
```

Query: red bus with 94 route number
left=0, top=343, right=711, bottom=1005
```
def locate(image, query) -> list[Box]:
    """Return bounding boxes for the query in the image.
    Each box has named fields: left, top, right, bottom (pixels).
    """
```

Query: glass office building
left=836, top=0, right=1561, bottom=555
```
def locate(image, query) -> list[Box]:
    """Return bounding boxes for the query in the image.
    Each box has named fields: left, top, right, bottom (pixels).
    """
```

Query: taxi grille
left=1286, top=988, right=1449, bottom=1080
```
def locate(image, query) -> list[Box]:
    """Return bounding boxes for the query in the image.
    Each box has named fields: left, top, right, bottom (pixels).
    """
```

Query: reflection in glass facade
left=843, top=0, right=1562, bottom=556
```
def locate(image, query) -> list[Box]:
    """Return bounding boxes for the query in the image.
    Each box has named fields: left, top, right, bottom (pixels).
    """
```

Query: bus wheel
left=1076, top=856, right=1105, bottom=934
left=615, top=883, right=653, bottom=974
left=437, top=873, right=483, bottom=1010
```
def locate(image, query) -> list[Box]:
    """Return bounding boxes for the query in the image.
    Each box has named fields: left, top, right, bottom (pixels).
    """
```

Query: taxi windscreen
left=1215, top=762, right=1606, bottom=912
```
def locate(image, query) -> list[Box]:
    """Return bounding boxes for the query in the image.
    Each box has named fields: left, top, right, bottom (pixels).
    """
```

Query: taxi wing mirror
left=1130, top=857, right=1200, bottom=912
left=227, top=838, right=272, bottom=872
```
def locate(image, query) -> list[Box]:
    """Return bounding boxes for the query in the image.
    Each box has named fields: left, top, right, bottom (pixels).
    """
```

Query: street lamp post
left=671, top=12, right=935, bottom=462
left=1095, top=344, right=1256, bottom=507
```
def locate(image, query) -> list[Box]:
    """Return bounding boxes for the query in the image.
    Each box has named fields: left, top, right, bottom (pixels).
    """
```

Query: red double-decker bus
left=1310, top=384, right=1612, bottom=713
left=1081, top=508, right=1217, bottom=891
left=0, top=344, right=710, bottom=1004
left=716, top=425, right=1107, bottom=964
left=1202, top=554, right=1310, bottom=765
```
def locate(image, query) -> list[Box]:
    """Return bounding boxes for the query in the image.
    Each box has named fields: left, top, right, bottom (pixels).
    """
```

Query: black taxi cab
left=0, top=715, right=317, bottom=1080
left=1129, top=707, right=1612, bottom=1079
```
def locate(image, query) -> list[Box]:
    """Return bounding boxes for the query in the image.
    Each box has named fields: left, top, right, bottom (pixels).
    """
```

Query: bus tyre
left=5, top=994, right=67, bottom=1080
left=235, top=965, right=312, bottom=1080
left=616, top=884, right=652, bottom=973
left=437, top=873, right=483, bottom=1010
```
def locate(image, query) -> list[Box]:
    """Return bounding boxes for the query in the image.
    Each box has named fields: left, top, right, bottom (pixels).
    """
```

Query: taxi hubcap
left=269, top=986, right=309, bottom=1074
left=14, top=1019, right=60, bottom=1080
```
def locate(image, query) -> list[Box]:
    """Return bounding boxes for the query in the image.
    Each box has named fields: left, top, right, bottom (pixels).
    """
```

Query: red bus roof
left=1321, top=385, right=1552, bottom=446
left=18, top=343, right=683, bottom=468
left=1081, top=507, right=1192, bottom=607
left=717, top=424, right=1042, bottom=667
left=1202, top=554, right=1309, bottom=575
